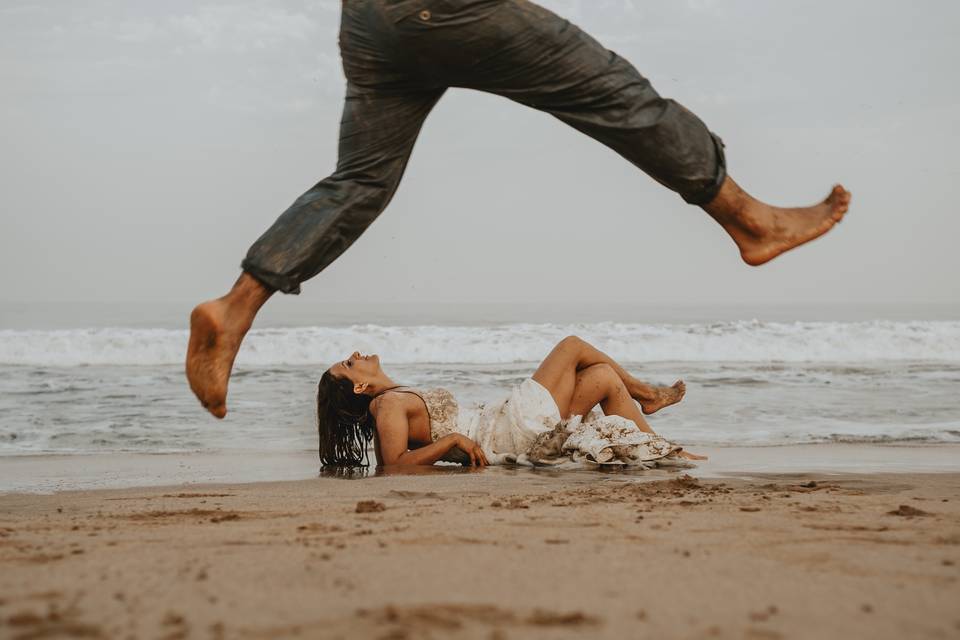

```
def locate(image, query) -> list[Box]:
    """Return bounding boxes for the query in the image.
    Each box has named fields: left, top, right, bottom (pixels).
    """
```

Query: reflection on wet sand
left=320, top=463, right=482, bottom=480
left=319, top=461, right=691, bottom=482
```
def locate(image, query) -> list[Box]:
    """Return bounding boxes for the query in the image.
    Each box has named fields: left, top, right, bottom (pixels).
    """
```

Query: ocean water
left=1, top=312, right=959, bottom=455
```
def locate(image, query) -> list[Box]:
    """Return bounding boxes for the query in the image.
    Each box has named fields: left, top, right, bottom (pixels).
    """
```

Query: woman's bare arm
left=374, top=397, right=487, bottom=466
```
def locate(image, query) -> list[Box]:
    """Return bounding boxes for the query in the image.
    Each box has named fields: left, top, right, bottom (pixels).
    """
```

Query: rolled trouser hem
left=240, top=260, right=301, bottom=295
left=680, top=132, right=727, bottom=206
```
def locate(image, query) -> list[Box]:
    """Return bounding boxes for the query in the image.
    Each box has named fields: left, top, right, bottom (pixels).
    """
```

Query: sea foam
left=1, top=320, right=958, bottom=366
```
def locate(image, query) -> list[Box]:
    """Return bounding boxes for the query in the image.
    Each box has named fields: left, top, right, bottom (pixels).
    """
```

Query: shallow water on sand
left=1, top=357, right=958, bottom=455
left=3, top=315, right=960, bottom=454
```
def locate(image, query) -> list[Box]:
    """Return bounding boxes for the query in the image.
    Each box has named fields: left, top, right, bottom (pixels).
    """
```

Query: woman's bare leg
left=531, top=336, right=684, bottom=417
left=534, top=339, right=706, bottom=460
left=704, top=177, right=851, bottom=266
left=566, top=363, right=654, bottom=432
left=565, top=364, right=707, bottom=460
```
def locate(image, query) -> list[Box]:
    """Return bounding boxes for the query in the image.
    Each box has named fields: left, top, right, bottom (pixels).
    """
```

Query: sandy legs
left=531, top=336, right=705, bottom=459
left=531, top=336, right=686, bottom=422
left=185, top=273, right=272, bottom=418
left=566, top=363, right=657, bottom=434
left=565, top=363, right=707, bottom=462
left=704, top=177, right=851, bottom=266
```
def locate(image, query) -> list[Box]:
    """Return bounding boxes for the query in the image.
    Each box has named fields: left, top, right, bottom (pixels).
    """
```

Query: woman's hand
left=453, top=434, right=489, bottom=467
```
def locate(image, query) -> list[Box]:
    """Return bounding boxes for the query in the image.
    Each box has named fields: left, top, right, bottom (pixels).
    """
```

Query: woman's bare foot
left=186, top=273, right=272, bottom=419
left=704, top=177, right=851, bottom=267
left=638, top=380, right=686, bottom=415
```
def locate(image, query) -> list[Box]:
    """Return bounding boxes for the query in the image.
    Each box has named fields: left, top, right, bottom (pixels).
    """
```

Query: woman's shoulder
left=369, top=389, right=404, bottom=415
left=369, top=387, right=430, bottom=414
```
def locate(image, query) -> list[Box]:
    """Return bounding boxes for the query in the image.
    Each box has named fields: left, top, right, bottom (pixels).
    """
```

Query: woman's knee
left=576, top=363, right=617, bottom=388
left=569, top=364, right=618, bottom=415
left=558, top=335, right=597, bottom=358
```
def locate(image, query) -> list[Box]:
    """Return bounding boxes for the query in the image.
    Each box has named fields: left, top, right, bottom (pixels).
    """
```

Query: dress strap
left=371, top=385, right=424, bottom=402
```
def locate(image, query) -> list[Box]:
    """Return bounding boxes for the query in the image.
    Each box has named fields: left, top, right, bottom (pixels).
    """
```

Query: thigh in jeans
left=390, top=0, right=726, bottom=205
left=241, top=3, right=447, bottom=293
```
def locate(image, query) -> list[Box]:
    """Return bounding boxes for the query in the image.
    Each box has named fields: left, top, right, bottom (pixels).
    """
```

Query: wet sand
left=4, top=444, right=960, bottom=494
left=1, top=464, right=959, bottom=639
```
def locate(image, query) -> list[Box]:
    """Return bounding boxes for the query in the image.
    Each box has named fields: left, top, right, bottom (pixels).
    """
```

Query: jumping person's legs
left=531, top=336, right=684, bottom=420
left=188, top=0, right=852, bottom=417
left=240, top=87, right=444, bottom=293
left=187, top=2, right=446, bottom=417
left=187, top=86, right=444, bottom=417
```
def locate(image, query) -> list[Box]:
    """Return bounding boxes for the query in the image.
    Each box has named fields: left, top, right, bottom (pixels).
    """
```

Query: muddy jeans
left=242, top=0, right=726, bottom=294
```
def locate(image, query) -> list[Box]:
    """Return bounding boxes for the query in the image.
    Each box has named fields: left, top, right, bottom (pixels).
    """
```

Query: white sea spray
left=1, top=320, right=959, bottom=366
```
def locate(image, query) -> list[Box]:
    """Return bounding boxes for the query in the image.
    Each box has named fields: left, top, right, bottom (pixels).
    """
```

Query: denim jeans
left=242, top=0, right=726, bottom=294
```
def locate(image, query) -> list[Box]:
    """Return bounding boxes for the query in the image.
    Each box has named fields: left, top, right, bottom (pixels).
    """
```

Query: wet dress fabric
left=242, top=0, right=727, bottom=294
left=419, top=379, right=690, bottom=467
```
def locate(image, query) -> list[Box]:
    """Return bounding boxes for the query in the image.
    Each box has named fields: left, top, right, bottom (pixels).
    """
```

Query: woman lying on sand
left=316, top=335, right=706, bottom=468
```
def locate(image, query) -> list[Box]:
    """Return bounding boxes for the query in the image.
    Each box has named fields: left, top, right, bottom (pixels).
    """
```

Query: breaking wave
left=1, top=320, right=958, bottom=366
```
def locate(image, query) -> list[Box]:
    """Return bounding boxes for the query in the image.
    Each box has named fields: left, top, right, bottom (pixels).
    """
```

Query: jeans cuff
left=240, top=260, right=301, bottom=295
left=682, top=132, right=727, bottom=206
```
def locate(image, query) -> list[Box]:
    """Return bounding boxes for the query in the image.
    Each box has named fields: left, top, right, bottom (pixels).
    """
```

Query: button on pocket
left=419, top=9, right=431, bottom=20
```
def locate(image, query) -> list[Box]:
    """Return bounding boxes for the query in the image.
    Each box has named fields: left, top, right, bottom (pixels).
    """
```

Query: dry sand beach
left=1, top=457, right=959, bottom=639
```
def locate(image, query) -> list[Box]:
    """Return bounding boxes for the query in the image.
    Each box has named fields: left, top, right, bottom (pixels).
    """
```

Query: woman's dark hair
left=316, top=369, right=376, bottom=467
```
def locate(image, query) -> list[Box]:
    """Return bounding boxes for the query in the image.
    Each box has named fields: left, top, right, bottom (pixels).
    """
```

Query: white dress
left=419, top=379, right=691, bottom=467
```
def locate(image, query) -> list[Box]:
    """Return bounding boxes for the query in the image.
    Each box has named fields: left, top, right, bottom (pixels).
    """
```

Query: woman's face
left=328, top=351, right=382, bottom=389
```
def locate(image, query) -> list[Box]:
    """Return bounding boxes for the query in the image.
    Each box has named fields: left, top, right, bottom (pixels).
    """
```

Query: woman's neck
left=365, top=374, right=401, bottom=397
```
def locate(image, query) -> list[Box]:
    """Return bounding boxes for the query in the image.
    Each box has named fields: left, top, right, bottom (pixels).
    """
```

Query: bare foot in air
left=639, top=380, right=686, bottom=415
left=735, top=185, right=851, bottom=266
left=186, top=274, right=271, bottom=418
left=704, top=177, right=851, bottom=266
left=187, top=300, right=244, bottom=418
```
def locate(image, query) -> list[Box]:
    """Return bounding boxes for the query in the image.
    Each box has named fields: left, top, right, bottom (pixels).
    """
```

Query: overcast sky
left=2, top=0, right=958, bottom=319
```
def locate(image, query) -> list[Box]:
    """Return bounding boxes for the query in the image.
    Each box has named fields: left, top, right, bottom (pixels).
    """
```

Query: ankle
left=704, top=176, right=771, bottom=239
left=630, top=381, right=655, bottom=401
left=732, top=202, right=773, bottom=238
left=215, top=275, right=271, bottom=332
left=232, top=272, right=273, bottom=304
left=228, top=272, right=272, bottom=309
